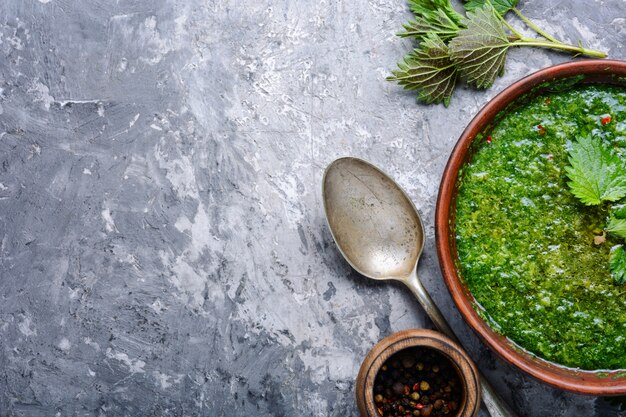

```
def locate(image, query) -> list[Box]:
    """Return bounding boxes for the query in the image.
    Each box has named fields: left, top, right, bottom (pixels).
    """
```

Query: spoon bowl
left=322, top=157, right=423, bottom=282
left=323, top=157, right=518, bottom=417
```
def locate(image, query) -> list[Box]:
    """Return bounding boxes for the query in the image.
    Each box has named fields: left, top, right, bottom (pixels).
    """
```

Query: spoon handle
left=405, top=270, right=520, bottom=417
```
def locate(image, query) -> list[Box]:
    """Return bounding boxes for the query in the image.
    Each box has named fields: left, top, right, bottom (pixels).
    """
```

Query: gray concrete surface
left=0, top=0, right=625, bottom=416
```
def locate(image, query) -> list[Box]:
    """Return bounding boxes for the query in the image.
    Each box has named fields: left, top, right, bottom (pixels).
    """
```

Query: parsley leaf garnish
left=609, top=245, right=626, bottom=285
left=565, top=135, right=626, bottom=206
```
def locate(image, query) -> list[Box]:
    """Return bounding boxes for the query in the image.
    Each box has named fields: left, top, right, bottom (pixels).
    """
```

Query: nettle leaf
left=399, top=9, right=461, bottom=41
left=612, top=204, right=626, bottom=219
left=449, top=4, right=510, bottom=89
left=408, top=0, right=464, bottom=25
left=607, top=216, right=626, bottom=239
left=463, top=0, right=519, bottom=15
left=609, top=245, right=626, bottom=285
left=388, top=34, right=458, bottom=106
left=565, top=135, right=626, bottom=206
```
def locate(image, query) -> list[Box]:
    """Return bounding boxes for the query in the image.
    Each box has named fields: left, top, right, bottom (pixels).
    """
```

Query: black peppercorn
left=373, top=347, right=463, bottom=417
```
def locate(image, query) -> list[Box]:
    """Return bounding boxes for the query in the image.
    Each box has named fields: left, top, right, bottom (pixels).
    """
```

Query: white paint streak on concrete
left=68, top=286, right=80, bottom=299
left=57, top=99, right=102, bottom=106
left=164, top=254, right=206, bottom=308
left=174, top=215, right=192, bottom=233
left=130, top=113, right=140, bottom=128
left=611, top=17, right=626, bottom=35
left=101, top=208, right=117, bottom=233
left=273, top=173, right=304, bottom=230
left=174, top=203, right=212, bottom=261
left=18, top=315, right=37, bottom=336
left=119, top=252, right=141, bottom=271
left=84, top=337, right=101, bottom=351
left=138, top=16, right=174, bottom=65
left=106, top=349, right=146, bottom=373
left=28, top=81, right=54, bottom=110
left=298, top=348, right=357, bottom=385
left=571, top=17, right=604, bottom=51
left=154, top=371, right=172, bottom=389
left=58, top=337, right=71, bottom=351
left=154, top=147, right=199, bottom=199
left=27, top=80, right=104, bottom=112
left=151, top=298, right=165, bottom=313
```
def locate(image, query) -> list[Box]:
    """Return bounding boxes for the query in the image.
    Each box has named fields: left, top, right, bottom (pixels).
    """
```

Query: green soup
left=455, top=84, right=626, bottom=370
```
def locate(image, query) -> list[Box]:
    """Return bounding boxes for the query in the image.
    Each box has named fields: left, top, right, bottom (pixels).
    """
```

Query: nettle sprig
left=566, top=134, right=626, bottom=285
left=389, top=0, right=607, bottom=106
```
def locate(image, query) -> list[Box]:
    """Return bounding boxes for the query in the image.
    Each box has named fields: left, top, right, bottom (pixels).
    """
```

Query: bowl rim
left=435, top=59, right=626, bottom=395
left=355, top=329, right=480, bottom=417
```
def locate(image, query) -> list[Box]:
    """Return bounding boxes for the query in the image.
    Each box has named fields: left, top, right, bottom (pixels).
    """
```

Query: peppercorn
left=373, top=347, right=463, bottom=417
left=402, top=356, right=416, bottom=368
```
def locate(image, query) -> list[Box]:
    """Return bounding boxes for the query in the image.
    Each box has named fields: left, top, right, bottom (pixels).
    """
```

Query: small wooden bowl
left=436, top=60, right=626, bottom=395
left=356, top=329, right=480, bottom=417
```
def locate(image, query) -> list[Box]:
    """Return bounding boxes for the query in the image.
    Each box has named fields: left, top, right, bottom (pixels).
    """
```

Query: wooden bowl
left=356, top=329, right=480, bottom=417
left=436, top=60, right=626, bottom=395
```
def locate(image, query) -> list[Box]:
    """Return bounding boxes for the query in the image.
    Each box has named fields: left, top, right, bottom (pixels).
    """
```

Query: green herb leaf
left=609, top=245, right=626, bottom=285
left=389, top=34, right=458, bottom=106
left=391, top=0, right=606, bottom=106
left=607, top=216, right=626, bottom=239
left=408, top=0, right=464, bottom=25
left=399, top=9, right=461, bottom=41
left=448, top=4, right=510, bottom=89
left=613, top=204, right=626, bottom=219
left=463, top=0, right=519, bottom=15
left=565, top=135, right=626, bottom=206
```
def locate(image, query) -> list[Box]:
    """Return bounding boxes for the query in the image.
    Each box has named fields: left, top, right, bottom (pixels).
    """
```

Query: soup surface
left=455, top=84, right=626, bottom=370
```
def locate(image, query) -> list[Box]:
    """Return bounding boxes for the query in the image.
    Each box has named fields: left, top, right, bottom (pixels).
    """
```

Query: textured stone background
left=0, top=0, right=625, bottom=416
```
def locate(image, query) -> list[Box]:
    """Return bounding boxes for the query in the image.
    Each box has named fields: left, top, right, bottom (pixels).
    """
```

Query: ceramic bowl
left=436, top=59, right=626, bottom=395
left=356, top=329, right=480, bottom=417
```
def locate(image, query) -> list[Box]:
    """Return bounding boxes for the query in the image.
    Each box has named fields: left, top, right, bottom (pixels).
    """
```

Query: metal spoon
left=322, top=157, right=518, bottom=417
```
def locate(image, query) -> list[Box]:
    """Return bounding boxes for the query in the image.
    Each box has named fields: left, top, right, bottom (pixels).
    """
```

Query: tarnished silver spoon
left=322, top=157, right=518, bottom=417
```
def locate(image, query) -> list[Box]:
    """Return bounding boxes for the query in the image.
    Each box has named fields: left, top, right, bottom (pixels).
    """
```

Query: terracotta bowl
left=356, top=329, right=481, bottom=417
left=436, top=59, right=626, bottom=395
